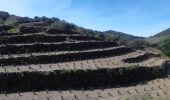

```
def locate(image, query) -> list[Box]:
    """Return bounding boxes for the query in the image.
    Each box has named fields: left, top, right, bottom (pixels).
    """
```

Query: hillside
left=146, top=28, right=170, bottom=44
left=0, top=11, right=170, bottom=100
left=154, top=28, right=170, bottom=37
left=0, top=25, right=170, bottom=100
left=0, top=11, right=143, bottom=42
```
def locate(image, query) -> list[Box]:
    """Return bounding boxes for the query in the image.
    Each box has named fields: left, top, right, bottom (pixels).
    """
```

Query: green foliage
left=8, top=27, right=19, bottom=33
left=104, top=35, right=119, bottom=42
left=118, top=38, right=148, bottom=50
left=118, top=37, right=130, bottom=46
left=0, top=25, right=13, bottom=33
left=159, top=38, right=170, bottom=57
left=93, top=33, right=106, bottom=41
left=94, top=33, right=119, bottom=41
left=51, top=21, right=76, bottom=31
left=127, top=39, right=149, bottom=50
left=109, top=36, right=119, bottom=41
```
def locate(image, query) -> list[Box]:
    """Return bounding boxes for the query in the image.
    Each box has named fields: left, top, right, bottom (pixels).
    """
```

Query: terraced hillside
left=0, top=29, right=170, bottom=100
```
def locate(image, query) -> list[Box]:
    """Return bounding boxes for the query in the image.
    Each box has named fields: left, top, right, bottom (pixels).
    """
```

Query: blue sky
left=0, top=0, right=170, bottom=37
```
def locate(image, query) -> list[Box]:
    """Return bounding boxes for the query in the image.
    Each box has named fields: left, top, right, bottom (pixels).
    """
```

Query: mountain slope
left=146, top=28, right=170, bottom=43
left=104, top=30, right=144, bottom=40
left=0, top=11, right=170, bottom=100
left=153, top=28, right=170, bottom=37
left=0, top=11, right=143, bottom=41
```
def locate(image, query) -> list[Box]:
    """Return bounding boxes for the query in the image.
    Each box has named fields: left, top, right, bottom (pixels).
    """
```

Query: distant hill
left=104, top=30, right=144, bottom=40
left=153, top=28, right=170, bottom=37
left=146, top=28, right=170, bottom=43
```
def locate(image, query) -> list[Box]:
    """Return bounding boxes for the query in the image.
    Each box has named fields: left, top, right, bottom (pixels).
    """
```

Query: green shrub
left=127, top=40, right=149, bottom=50
left=8, top=27, right=19, bottom=33
left=104, top=35, right=119, bottom=42
left=159, top=38, right=170, bottom=57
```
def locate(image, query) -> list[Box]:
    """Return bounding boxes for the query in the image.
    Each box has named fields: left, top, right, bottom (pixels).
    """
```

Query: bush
left=0, top=25, right=13, bottom=33
left=103, top=35, right=119, bottom=42
left=127, top=40, right=149, bottom=50
left=51, top=21, right=76, bottom=31
left=8, top=27, right=19, bottom=33
left=159, top=38, right=170, bottom=57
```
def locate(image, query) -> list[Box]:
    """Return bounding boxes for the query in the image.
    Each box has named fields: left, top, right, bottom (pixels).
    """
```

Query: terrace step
left=0, top=63, right=168, bottom=93
left=0, top=46, right=123, bottom=58
left=0, top=32, right=21, bottom=36
left=46, top=29, right=80, bottom=35
left=0, top=41, right=118, bottom=55
left=122, top=52, right=160, bottom=63
left=0, top=30, right=169, bottom=100
left=0, top=34, right=100, bottom=44
left=2, top=48, right=162, bottom=66
left=0, top=51, right=166, bottom=73
left=0, top=57, right=166, bottom=74
left=0, top=46, right=133, bottom=66
left=1, top=76, right=170, bottom=100
left=0, top=32, right=81, bottom=37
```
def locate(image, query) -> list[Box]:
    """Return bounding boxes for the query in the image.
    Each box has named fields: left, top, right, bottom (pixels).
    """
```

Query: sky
left=0, top=0, right=170, bottom=37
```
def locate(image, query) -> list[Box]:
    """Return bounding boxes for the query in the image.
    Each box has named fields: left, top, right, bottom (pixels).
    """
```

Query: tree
left=51, top=21, right=67, bottom=30
left=51, top=20, right=76, bottom=31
